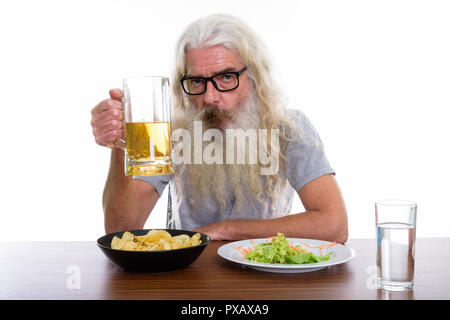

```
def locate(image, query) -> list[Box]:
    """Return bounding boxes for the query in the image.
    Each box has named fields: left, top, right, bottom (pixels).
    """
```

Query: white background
left=0, top=0, right=449, bottom=241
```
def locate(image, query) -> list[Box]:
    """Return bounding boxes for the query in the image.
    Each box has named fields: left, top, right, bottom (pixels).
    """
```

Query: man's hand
left=193, top=221, right=230, bottom=240
left=91, top=88, right=125, bottom=148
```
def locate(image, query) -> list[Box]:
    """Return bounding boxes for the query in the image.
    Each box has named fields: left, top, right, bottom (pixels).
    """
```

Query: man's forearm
left=196, top=209, right=348, bottom=244
left=102, top=149, right=146, bottom=233
left=229, top=210, right=347, bottom=243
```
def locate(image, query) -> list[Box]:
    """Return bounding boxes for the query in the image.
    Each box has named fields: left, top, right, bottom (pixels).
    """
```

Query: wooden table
left=1, top=238, right=449, bottom=300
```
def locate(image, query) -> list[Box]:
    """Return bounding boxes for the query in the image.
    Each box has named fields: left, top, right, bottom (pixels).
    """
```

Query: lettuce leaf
left=245, top=233, right=331, bottom=264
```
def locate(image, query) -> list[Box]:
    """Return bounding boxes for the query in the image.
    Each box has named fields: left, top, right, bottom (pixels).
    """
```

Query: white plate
left=217, top=238, right=355, bottom=273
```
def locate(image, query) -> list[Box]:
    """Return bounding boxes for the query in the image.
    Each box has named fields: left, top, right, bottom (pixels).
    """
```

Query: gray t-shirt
left=134, top=109, right=335, bottom=230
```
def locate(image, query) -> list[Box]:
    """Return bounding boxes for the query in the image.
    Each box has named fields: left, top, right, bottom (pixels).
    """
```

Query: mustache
left=193, top=105, right=233, bottom=128
left=204, top=105, right=232, bottom=120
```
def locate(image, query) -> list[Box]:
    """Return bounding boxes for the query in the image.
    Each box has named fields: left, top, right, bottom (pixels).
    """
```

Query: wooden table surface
left=1, top=238, right=449, bottom=300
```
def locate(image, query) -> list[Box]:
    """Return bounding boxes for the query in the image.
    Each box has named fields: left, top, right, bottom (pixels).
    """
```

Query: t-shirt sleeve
left=285, top=109, right=335, bottom=192
left=133, top=174, right=173, bottom=196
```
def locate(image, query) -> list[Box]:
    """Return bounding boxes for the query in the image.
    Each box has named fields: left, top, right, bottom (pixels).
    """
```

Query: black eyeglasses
left=180, top=66, right=247, bottom=95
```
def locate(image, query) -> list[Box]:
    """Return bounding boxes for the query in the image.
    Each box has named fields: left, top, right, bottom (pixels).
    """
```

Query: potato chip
left=145, top=230, right=171, bottom=241
left=110, top=230, right=202, bottom=251
left=121, top=239, right=138, bottom=251
left=121, top=231, right=134, bottom=241
left=160, top=239, right=172, bottom=250
left=191, top=233, right=201, bottom=241
left=111, top=236, right=121, bottom=249
left=172, top=234, right=190, bottom=249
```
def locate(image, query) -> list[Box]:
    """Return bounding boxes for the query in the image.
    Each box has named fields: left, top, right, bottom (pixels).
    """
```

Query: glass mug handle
left=113, top=96, right=126, bottom=150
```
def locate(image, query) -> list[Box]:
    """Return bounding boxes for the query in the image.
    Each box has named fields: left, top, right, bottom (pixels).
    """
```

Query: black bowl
left=97, top=229, right=210, bottom=273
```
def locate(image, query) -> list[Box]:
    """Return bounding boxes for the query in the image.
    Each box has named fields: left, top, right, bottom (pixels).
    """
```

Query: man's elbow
left=335, top=225, right=348, bottom=244
left=333, top=214, right=348, bottom=244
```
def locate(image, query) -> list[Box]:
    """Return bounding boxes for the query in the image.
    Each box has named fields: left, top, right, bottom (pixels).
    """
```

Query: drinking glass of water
left=375, top=200, right=417, bottom=291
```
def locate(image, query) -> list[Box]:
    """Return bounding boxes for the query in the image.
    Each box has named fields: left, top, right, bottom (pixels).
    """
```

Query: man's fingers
left=109, top=88, right=123, bottom=101
left=95, top=129, right=125, bottom=147
left=91, top=98, right=123, bottom=116
left=94, top=108, right=124, bottom=125
left=93, top=118, right=124, bottom=136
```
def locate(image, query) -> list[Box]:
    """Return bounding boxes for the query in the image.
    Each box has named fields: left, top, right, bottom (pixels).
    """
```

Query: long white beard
left=174, top=93, right=267, bottom=216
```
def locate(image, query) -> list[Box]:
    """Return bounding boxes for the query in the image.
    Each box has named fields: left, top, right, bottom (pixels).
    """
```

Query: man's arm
left=103, top=149, right=160, bottom=234
left=193, top=174, right=348, bottom=244
left=91, top=88, right=160, bottom=233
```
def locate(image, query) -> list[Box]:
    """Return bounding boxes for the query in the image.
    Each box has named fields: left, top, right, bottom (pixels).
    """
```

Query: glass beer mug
left=115, top=76, right=174, bottom=176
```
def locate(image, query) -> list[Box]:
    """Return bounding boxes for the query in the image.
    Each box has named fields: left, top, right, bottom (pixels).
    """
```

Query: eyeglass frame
left=180, top=66, right=248, bottom=95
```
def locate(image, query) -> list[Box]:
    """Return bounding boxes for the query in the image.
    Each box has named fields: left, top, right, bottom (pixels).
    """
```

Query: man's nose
left=203, top=80, right=220, bottom=106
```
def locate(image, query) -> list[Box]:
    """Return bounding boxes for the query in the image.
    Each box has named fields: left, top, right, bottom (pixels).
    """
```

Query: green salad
left=244, top=233, right=332, bottom=264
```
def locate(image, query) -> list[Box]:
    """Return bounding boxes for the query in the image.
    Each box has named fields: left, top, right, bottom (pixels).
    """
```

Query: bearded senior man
left=91, top=14, right=348, bottom=243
